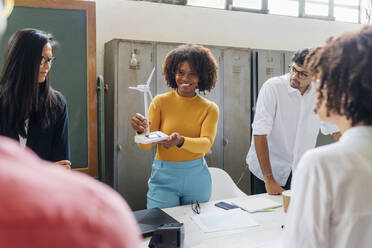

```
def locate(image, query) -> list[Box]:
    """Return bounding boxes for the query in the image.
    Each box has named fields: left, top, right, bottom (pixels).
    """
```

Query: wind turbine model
left=129, top=68, right=169, bottom=144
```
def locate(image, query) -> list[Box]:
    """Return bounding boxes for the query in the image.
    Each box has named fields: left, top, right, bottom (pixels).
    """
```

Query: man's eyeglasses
left=40, top=56, right=56, bottom=66
left=289, top=65, right=309, bottom=79
left=191, top=200, right=200, bottom=214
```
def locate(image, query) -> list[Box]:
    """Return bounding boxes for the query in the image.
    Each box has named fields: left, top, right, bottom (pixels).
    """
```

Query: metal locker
left=251, top=50, right=285, bottom=120
left=283, top=51, right=294, bottom=73
left=257, top=50, right=284, bottom=91
left=117, top=41, right=156, bottom=211
left=199, top=46, right=224, bottom=170
left=104, top=40, right=117, bottom=189
left=155, top=43, right=179, bottom=95
left=250, top=50, right=285, bottom=115
left=223, top=48, right=251, bottom=194
left=104, top=39, right=155, bottom=210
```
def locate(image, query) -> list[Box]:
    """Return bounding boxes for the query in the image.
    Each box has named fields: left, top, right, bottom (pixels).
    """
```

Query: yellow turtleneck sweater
left=138, top=91, right=219, bottom=162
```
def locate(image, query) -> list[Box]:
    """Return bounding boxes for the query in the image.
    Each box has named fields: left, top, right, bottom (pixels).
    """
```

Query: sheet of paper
left=255, top=239, right=283, bottom=248
left=192, top=244, right=209, bottom=248
left=231, top=197, right=282, bottom=213
left=191, top=208, right=259, bottom=233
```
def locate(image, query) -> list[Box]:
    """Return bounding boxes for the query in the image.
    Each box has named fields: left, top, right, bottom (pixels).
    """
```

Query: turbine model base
left=135, top=131, right=169, bottom=144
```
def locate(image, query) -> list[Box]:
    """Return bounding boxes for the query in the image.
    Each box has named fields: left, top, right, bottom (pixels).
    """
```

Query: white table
left=141, top=194, right=285, bottom=248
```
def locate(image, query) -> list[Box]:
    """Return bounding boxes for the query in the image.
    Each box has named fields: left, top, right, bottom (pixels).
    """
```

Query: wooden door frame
left=14, top=0, right=97, bottom=177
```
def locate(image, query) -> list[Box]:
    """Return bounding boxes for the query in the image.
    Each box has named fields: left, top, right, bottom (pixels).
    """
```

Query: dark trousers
left=251, top=171, right=292, bottom=195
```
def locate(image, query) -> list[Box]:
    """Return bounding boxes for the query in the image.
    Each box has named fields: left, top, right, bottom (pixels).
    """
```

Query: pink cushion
left=0, top=136, right=142, bottom=248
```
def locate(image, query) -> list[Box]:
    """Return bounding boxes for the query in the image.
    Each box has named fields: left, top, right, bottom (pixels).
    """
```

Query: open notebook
left=231, top=197, right=282, bottom=213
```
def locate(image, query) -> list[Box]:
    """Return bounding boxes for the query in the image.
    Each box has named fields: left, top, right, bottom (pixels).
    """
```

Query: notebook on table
left=133, top=207, right=180, bottom=237
left=231, top=197, right=282, bottom=213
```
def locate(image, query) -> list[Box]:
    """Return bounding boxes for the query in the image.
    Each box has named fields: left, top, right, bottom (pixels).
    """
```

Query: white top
left=246, top=74, right=339, bottom=186
left=283, top=126, right=372, bottom=248
left=18, top=119, right=29, bottom=148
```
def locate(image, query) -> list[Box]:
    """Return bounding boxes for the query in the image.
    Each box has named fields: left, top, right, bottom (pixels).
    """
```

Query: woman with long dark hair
left=0, top=29, right=71, bottom=168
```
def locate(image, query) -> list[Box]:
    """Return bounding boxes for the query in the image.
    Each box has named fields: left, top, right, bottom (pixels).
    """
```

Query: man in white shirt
left=246, top=49, right=340, bottom=195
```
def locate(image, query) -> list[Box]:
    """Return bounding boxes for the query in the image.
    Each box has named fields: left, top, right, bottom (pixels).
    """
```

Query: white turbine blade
left=147, top=90, right=156, bottom=109
left=147, top=90, right=154, bottom=102
left=146, top=68, right=155, bottom=87
left=129, top=86, right=144, bottom=92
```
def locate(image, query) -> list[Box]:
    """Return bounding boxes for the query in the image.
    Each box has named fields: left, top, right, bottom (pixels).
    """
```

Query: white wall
left=96, top=0, right=363, bottom=75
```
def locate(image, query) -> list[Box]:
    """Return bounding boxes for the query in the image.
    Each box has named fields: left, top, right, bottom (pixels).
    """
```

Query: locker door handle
left=117, top=144, right=123, bottom=151
left=223, top=138, right=228, bottom=146
left=104, top=83, right=109, bottom=92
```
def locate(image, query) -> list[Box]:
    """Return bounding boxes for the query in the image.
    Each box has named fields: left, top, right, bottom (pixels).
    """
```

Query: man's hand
left=254, top=135, right=283, bottom=194
left=156, top=132, right=184, bottom=149
left=264, top=175, right=284, bottom=195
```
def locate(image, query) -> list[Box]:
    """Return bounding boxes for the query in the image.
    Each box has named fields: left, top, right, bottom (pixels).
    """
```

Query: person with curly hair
left=0, top=136, right=142, bottom=248
left=0, top=29, right=71, bottom=169
left=283, top=26, right=372, bottom=248
left=131, top=44, right=219, bottom=209
left=246, top=49, right=341, bottom=195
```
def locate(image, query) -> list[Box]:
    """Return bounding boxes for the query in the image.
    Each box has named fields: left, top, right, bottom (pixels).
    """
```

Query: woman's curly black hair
left=307, top=26, right=372, bottom=126
left=162, top=44, right=218, bottom=92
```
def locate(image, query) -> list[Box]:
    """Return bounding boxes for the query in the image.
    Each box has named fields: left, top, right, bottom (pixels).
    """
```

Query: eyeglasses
left=289, top=65, right=309, bottom=79
left=40, top=56, right=56, bottom=66
left=191, top=200, right=200, bottom=214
